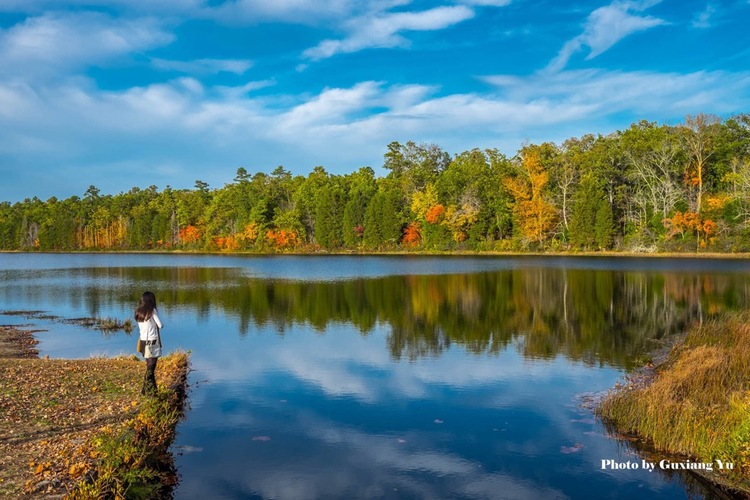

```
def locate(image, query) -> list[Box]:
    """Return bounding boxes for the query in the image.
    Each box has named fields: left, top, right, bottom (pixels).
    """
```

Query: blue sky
left=1, top=0, right=749, bottom=202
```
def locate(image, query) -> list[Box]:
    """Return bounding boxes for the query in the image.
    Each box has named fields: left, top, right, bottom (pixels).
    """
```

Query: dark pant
left=142, top=357, right=158, bottom=395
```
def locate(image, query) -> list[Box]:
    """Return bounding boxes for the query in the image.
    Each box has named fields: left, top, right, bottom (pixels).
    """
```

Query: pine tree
left=569, top=173, right=615, bottom=250
left=594, top=199, right=615, bottom=250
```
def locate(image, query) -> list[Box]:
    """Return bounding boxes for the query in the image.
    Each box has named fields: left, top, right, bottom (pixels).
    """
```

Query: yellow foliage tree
left=443, top=200, right=479, bottom=243
left=236, top=222, right=260, bottom=248
left=410, top=183, right=439, bottom=221
left=503, top=150, right=556, bottom=244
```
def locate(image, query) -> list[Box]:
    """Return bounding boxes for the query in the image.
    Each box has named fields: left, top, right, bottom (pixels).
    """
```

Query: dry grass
left=598, top=313, right=750, bottom=493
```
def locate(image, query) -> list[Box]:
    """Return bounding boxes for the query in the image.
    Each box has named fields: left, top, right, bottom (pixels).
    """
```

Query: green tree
left=342, top=167, right=377, bottom=247
left=595, top=199, right=615, bottom=249
left=295, top=166, right=330, bottom=243
left=570, top=174, right=615, bottom=250
left=364, top=185, right=403, bottom=249
left=384, top=141, right=449, bottom=194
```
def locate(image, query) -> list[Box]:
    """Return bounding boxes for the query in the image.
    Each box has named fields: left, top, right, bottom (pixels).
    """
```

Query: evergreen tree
left=570, top=173, right=607, bottom=249
left=595, top=199, right=615, bottom=249
left=363, top=192, right=385, bottom=249
left=315, top=184, right=344, bottom=249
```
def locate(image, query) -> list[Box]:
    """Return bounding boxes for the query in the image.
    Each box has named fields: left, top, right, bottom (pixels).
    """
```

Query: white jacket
left=138, top=309, right=163, bottom=342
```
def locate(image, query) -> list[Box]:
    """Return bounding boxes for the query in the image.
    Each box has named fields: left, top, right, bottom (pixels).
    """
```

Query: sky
left=1, top=0, right=749, bottom=202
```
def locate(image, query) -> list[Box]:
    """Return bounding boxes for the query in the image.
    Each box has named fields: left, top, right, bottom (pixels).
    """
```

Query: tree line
left=1, top=113, right=749, bottom=253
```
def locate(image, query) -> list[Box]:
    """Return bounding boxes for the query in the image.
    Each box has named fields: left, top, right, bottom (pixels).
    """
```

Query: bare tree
left=681, top=114, right=721, bottom=214
left=625, top=133, right=684, bottom=225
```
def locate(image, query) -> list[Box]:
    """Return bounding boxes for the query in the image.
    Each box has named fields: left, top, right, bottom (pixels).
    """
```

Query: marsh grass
left=2, top=309, right=134, bottom=334
left=598, top=313, right=750, bottom=491
left=66, top=316, right=134, bottom=333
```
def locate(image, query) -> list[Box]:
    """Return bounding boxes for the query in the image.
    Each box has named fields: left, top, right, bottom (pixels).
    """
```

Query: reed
left=598, top=313, right=750, bottom=491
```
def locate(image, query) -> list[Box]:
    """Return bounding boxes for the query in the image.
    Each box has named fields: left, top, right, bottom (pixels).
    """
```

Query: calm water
left=2, top=253, right=749, bottom=499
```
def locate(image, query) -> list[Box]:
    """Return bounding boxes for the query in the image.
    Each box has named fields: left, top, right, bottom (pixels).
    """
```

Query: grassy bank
left=0, top=325, right=189, bottom=498
left=598, top=313, right=750, bottom=495
left=68, top=352, right=189, bottom=499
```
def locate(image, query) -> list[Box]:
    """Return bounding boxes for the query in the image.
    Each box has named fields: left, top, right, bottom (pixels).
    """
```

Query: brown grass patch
left=598, top=313, right=750, bottom=494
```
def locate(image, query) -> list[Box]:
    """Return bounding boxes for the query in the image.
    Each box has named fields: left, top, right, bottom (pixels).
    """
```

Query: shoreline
left=2, top=249, right=750, bottom=259
left=597, top=314, right=750, bottom=499
left=0, top=324, right=189, bottom=498
left=0, top=324, right=40, bottom=358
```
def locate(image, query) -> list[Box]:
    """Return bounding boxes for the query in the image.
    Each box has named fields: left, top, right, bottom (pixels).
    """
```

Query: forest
left=1, top=113, right=749, bottom=253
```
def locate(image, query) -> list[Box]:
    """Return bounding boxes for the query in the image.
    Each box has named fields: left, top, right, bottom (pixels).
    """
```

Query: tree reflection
left=6, top=266, right=748, bottom=368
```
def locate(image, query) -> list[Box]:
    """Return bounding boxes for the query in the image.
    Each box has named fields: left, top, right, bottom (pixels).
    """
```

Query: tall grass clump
left=598, top=313, right=750, bottom=490
left=68, top=351, right=190, bottom=499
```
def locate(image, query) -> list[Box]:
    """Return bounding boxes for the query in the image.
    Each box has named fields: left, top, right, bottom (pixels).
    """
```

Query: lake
left=2, top=253, right=749, bottom=499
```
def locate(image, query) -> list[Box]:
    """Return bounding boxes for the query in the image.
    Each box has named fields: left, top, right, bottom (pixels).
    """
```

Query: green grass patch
left=598, top=313, right=750, bottom=493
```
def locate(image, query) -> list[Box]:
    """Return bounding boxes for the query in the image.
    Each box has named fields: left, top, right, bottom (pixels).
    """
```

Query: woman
left=135, top=291, right=163, bottom=395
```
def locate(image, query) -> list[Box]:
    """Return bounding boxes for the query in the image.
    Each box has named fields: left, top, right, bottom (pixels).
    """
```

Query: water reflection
left=174, top=328, right=695, bottom=499
left=1, top=265, right=747, bottom=368
left=1, top=256, right=744, bottom=499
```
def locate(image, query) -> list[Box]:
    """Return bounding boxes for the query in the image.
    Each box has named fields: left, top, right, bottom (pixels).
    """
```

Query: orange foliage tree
left=236, top=222, right=261, bottom=248
left=401, top=222, right=422, bottom=247
left=213, top=235, right=239, bottom=251
left=265, top=229, right=299, bottom=250
left=663, top=210, right=717, bottom=247
left=425, top=204, right=445, bottom=224
left=681, top=114, right=719, bottom=215
left=179, top=225, right=201, bottom=245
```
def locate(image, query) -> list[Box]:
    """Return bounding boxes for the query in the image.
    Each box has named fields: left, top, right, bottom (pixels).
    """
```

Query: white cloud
left=0, top=12, right=173, bottom=79
left=0, top=0, right=362, bottom=25
left=547, top=0, right=666, bottom=73
left=0, top=0, right=205, bottom=15
left=152, top=57, right=254, bottom=75
left=1, top=67, right=749, bottom=201
left=461, top=0, right=512, bottom=5
left=483, top=69, right=750, bottom=117
left=211, top=0, right=355, bottom=24
left=303, top=6, right=475, bottom=60
left=277, top=82, right=383, bottom=127
left=215, top=79, right=276, bottom=98
left=691, top=4, right=716, bottom=28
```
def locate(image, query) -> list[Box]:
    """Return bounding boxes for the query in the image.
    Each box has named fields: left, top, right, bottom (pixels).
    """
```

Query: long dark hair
left=134, top=291, right=157, bottom=322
